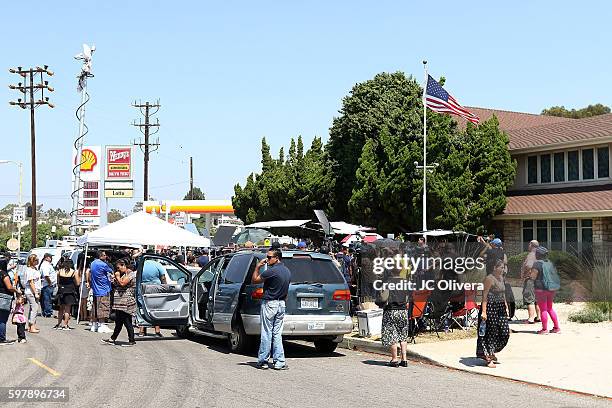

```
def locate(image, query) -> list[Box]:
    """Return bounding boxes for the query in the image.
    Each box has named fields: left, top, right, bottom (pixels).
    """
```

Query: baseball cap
left=297, top=241, right=307, bottom=248
left=491, top=238, right=502, bottom=246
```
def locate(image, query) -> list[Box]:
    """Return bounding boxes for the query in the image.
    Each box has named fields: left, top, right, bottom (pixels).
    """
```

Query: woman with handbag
left=55, top=259, right=80, bottom=330
left=0, top=258, right=17, bottom=345
left=102, top=259, right=137, bottom=347
left=24, top=254, right=42, bottom=334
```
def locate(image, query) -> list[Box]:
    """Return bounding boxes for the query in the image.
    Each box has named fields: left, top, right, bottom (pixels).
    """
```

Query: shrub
left=506, top=252, right=528, bottom=279
left=590, top=259, right=612, bottom=321
left=568, top=305, right=606, bottom=323
left=548, top=251, right=583, bottom=281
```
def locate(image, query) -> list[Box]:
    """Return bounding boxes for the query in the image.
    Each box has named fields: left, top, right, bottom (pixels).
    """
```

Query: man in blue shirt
left=196, top=250, right=210, bottom=268
left=89, top=251, right=113, bottom=333
left=138, top=259, right=167, bottom=337
left=251, top=249, right=291, bottom=370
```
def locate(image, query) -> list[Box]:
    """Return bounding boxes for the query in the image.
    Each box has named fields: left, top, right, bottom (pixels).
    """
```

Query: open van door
left=211, top=253, right=254, bottom=333
left=135, top=254, right=191, bottom=327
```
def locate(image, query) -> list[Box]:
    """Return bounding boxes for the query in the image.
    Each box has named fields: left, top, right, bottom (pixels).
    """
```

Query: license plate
left=308, top=322, right=326, bottom=330
left=301, top=298, right=319, bottom=309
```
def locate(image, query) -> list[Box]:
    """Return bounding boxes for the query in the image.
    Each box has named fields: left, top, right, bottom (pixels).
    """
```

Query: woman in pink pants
left=530, top=246, right=561, bottom=335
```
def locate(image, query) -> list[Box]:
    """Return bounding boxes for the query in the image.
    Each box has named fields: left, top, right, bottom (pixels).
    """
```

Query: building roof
left=506, top=113, right=612, bottom=152
left=497, top=188, right=612, bottom=219
left=458, top=107, right=574, bottom=131
left=456, top=108, right=612, bottom=153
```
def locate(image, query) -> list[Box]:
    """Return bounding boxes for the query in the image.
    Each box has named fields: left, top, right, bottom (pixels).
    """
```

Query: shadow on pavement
left=459, top=357, right=485, bottom=367
left=282, top=341, right=345, bottom=359
left=361, top=360, right=394, bottom=367
left=135, top=336, right=183, bottom=342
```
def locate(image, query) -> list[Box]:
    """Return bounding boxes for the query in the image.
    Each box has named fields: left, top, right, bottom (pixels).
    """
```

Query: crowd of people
left=369, top=235, right=563, bottom=368
left=0, top=235, right=563, bottom=372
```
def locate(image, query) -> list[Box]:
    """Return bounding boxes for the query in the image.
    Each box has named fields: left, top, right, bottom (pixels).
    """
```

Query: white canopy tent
left=245, top=219, right=374, bottom=236
left=246, top=220, right=311, bottom=229
left=329, top=221, right=374, bottom=235
left=77, top=211, right=210, bottom=248
left=75, top=211, right=209, bottom=324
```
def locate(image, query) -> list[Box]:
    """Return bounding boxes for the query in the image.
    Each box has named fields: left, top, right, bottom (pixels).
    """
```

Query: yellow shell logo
left=80, top=149, right=97, bottom=172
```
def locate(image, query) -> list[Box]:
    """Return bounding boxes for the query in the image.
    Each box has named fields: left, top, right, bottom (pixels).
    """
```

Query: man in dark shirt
left=251, top=248, right=291, bottom=370
left=196, top=250, right=210, bottom=268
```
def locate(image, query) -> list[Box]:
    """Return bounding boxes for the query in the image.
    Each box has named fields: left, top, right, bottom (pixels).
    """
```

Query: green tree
left=233, top=136, right=334, bottom=223
left=107, top=209, right=125, bottom=223
left=542, top=103, right=610, bottom=119
left=326, top=72, right=424, bottom=220
left=340, top=72, right=516, bottom=233
left=183, top=187, right=206, bottom=200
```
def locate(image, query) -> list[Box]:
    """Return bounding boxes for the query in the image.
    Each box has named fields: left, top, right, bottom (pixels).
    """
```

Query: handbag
left=0, top=293, right=13, bottom=312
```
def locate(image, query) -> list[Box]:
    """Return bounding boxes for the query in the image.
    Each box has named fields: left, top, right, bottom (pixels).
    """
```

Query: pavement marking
left=27, top=358, right=61, bottom=377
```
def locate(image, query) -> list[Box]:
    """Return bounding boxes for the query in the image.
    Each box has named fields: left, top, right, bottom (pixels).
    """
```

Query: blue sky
left=1, top=1, right=610, bottom=214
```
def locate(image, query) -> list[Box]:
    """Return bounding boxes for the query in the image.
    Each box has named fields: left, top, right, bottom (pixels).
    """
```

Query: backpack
left=541, top=260, right=561, bottom=291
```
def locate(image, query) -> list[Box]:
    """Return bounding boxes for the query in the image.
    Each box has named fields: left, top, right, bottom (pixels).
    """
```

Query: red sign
left=78, top=208, right=99, bottom=216
left=106, top=146, right=132, bottom=180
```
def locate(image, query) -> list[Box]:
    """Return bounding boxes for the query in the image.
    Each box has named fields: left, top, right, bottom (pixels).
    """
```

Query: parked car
left=135, top=250, right=353, bottom=354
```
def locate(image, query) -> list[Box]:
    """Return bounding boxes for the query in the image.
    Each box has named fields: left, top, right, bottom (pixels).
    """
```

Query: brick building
left=460, top=108, right=612, bottom=256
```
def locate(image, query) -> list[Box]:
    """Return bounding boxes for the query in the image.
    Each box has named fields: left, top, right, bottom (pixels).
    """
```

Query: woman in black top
left=55, top=259, right=80, bottom=330
left=0, top=259, right=17, bottom=344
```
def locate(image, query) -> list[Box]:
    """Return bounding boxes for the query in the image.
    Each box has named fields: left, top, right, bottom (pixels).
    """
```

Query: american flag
left=425, top=75, right=480, bottom=125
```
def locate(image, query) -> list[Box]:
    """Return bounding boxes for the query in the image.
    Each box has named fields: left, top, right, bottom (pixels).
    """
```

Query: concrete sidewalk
left=341, top=303, right=612, bottom=398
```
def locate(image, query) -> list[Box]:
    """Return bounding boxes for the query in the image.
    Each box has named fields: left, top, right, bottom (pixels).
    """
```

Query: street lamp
left=0, top=160, right=24, bottom=253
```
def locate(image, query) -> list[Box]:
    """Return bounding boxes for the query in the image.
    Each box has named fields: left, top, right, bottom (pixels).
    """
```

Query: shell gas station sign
left=72, top=145, right=101, bottom=225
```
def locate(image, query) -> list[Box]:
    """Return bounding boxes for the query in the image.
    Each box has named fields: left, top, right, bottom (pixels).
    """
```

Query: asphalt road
left=0, top=317, right=610, bottom=408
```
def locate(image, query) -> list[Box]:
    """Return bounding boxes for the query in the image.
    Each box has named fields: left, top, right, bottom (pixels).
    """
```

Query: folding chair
left=451, top=290, right=480, bottom=330
left=407, top=290, right=430, bottom=343
left=423, top=287, right=455, bottom=337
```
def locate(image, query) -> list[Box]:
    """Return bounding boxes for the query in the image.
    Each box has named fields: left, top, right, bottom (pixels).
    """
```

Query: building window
left=566, top=220, right=578, bottom=242
left=581, top=219, right=593, bottom=243
left=582, top=149, right=594, bottom=180
left=598, top=147, right=609, bottom=178
left=522, top=220, right=533, bottom=250
left=568, top=150, right=579, bottom=181
left=520, top=219, right=592, bottom=253
left=528, top=156, right=538, bottom=184
left=540, top=154, right=551, bottom=183
left=554, top=152, right=565, bottom=182
left=536, top=220, right=548, bottom=244
left=550, top=220, right=562, bottom=250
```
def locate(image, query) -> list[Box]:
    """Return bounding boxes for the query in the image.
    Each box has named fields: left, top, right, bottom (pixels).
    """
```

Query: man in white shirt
left=40, top=253, right=57, bottom=318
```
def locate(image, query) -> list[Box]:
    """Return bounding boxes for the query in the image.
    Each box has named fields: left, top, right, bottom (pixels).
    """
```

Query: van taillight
left=252, top=288, right=264, bottom=299
left=332, top=289, right=350, bottom=301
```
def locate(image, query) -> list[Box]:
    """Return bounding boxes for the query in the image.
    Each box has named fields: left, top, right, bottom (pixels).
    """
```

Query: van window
left=224, top=255, right=252, bottom=284
left=283, top=258, right=345, bottom=284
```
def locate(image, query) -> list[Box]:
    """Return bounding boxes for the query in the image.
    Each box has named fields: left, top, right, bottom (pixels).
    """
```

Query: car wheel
left=175, top=325, right=192, bottom=339
left=313, top=339, right=338, bottom=354
left=228, top=319, right=255, bottom=354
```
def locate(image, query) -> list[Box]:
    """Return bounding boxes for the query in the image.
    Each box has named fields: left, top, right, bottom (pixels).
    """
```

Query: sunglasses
left=266, top=255, right=276, bottom=260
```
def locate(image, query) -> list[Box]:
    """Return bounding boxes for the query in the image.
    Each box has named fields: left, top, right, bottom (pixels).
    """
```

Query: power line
left=132, top=100, right=160, bottom=201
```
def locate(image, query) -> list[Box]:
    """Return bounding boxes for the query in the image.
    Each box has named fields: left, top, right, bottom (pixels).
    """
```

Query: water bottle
left=478, top=320, right=486, bottom=337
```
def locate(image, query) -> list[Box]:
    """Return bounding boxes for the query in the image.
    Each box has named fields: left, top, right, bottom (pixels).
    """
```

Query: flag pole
left=422, top=60, right=428, bottom=233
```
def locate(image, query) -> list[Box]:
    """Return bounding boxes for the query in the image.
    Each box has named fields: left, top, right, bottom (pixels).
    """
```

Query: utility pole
left=9, top=66, right=55, bottom=248
left=189, top=156, right=194, bottom=199
left=132, top=100, right=160, bottom=201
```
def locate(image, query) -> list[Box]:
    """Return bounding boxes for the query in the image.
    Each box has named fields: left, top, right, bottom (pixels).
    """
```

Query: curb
left=338, top=336, right=440, bottom=366
left=338, top=336, right=611, bottom=401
